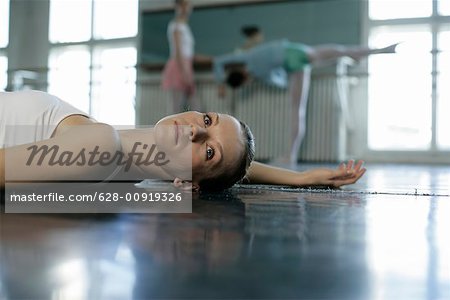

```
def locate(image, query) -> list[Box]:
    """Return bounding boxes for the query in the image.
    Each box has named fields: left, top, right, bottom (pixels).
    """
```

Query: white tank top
left=167, top=21, right=194, bottom=59
left=0, top=90, right=89, bottom=148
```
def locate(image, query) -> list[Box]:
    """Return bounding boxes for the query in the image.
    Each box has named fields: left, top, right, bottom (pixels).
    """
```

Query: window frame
left=0, top=50, right=8, bottom=91
left=48, top=0, right=139, bottom=123
left=0, top=0, right=10, bottom=91
left=360, top=0, right=450, bottom=163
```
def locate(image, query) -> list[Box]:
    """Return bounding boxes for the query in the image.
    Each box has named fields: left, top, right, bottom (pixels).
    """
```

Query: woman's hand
left=304, top=160, right=366, bottom=188
left=246, top=160, right=366, bottom=188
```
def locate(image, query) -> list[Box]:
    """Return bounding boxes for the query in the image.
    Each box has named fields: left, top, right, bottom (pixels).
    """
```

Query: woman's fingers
left=346, top=159, right=354, bottom=171
left=328, top=160, right=366, bottom=187
left=338, top=159, right=364, bottom=173
left=332, top=168, right=352, bottom=179
left=353, top=160, right=364, bottom=172
left=333, top=167, right=366, bottom=187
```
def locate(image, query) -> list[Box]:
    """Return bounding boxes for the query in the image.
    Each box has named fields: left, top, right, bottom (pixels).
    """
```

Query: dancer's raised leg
left=187, top=93, right=202, bottom=112
left=171, top=90, right=187, bottom=113
left=289, top=67, right=311, bottom=165
left=306, top=43, right=398, bottom=65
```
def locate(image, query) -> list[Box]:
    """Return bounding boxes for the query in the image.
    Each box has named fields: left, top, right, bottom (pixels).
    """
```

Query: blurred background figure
left=161, top=0, right=201, bottom=113
left=215, top=36, right=397, bottom=164
left=236, top=25, right=264, bottom=52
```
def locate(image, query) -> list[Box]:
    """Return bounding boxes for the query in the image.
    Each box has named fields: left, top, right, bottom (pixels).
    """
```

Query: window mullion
left=47, top=0, right=138, bottom=124
left=88, top=0, right=95, bottom=116
left=369, top=16, right=450, bottom=27
left=430, top=0, right=438, bottom=151
left=431, top=22, right=438, bottom=151
left=430, top=0, right=439, bottom=152
left=433, top=0, right=438, bottom=16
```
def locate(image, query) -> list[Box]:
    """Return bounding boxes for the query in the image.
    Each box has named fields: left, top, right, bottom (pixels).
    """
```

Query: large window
left=368, top=0, right=450, bottom=152
left=49, top=0, right=92, bottom=43
left=0, top=56, right=8, bottom=91
left=48, top=46, right=91, bottom=112
left=369, top=0, right=432, bottom=20
left=48, top=0, right=138, bottom=125
left=0, top=0, right=10, bottom=91
left=91, top=46, right=137, bottom=125
left=439, top=0, right=450, bottom=15
left=437, top=26, right=450, bottom=149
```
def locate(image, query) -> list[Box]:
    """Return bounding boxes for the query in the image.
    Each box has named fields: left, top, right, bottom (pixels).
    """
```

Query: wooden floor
left=1, top=163, right=449, bottom=299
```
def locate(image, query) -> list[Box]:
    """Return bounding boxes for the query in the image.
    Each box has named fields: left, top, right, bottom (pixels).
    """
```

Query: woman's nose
left=190, top=124, right=208, bottom=142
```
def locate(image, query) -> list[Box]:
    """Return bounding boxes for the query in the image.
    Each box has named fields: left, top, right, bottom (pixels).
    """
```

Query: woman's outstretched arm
left=246, top=160, right=366, bottom=188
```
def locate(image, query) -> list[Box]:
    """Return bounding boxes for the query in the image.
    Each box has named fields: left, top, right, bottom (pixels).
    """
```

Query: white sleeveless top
left=0, top=90, right=89, bottom=148
left=167, top=21, right=194, bottom=59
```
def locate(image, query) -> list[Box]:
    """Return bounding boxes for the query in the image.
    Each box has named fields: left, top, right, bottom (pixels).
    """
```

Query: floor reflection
left=366, top=195, right=450, bottom=300
left=0, top=216, right=134, bottom=300
left=0, top=164, right=449, bottom=299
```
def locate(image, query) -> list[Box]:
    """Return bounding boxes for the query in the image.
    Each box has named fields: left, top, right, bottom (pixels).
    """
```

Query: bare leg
left=171, top=90, right=187, bottom=113
left=289, top=67, right=311, bottom=164
left=187, top=94, right=202, bottom=112
left=306, top=43, right=398, bottom=65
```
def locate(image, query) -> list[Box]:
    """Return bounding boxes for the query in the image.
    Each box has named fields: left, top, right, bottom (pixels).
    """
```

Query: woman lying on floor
left=0, top=90, right=365, bottom=192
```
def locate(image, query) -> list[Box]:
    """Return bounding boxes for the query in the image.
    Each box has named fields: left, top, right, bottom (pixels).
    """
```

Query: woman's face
left=155, top=111, right=245, bottom=185
left=177, top=0, right=192, bottom=18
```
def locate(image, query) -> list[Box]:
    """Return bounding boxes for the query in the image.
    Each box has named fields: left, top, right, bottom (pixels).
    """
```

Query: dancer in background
left=235, top=25, right=264, bottom=52
left=161, top=0, right=201, bottom=113
left=215, top=36, right=398, bottom=164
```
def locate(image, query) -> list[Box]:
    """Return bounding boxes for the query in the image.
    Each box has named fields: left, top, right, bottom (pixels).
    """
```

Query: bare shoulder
left=49, top=116, right=121, bottom=163
left=53, top=115, right=98, bottom=137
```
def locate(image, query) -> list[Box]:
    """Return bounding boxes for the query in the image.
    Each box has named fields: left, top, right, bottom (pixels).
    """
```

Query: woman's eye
left=203, top=114, right=212, bottom=127
left=206, top=146, right=215, bottom=160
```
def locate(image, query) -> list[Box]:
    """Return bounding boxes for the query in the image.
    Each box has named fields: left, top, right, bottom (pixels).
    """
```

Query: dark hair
left=199, top=121, right=255, bottom=192
left=241, top=25, right=260, bottom=38
left=226, top=70, right=246, bottom=89
left=174, top=0, right=186, bottom=6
